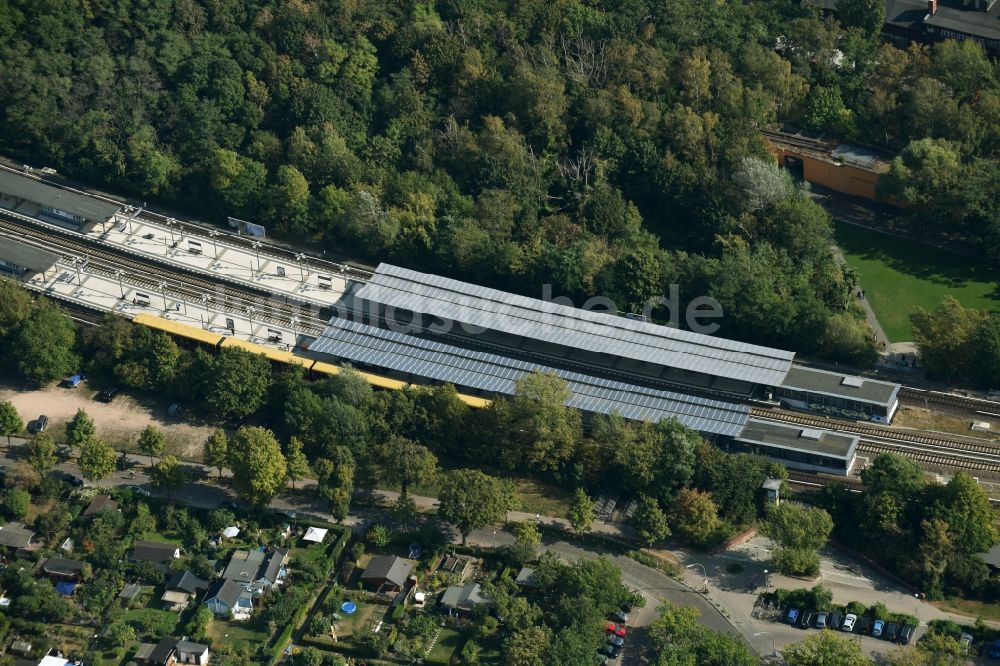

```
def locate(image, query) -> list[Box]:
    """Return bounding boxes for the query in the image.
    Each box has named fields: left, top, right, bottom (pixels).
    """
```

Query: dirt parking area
left=0, top=378, right=213, bottom=460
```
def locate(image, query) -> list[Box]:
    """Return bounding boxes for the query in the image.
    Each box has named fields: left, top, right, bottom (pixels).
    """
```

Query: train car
left=219, top=336, right=311, bottom=367
left=131, top=313, right=492, bottom=408
left=132, top=313, right=225, bottom=349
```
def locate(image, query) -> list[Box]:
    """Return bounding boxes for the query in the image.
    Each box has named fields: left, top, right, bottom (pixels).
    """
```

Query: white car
left=841, top=614, right=857, bottom=632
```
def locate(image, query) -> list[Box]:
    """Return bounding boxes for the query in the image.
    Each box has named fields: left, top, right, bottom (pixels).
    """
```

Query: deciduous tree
left=204, top=429, right=228, bottom=479
left=567, top=488, right=595, bottom=535
left=15, top=301, right=78, bottom=384
left=228, top=427, right=287, bottom=507
left=284, top=436, right=311, bottom=490
left=66, top=409, right=97, bottom=451
left=438, top=469, right=511, bottom=545
left=27, top=432, right=56, bottom=475
left=0, top=401, right=22, bottom=449
left=631, top=495, right=671, bottom=546
left=137, top=424, right=166, bottom=467
left=783, top=631, right=874, bottom=666
left=151, top=455, right=184, bottom=497
left=79, top=438, right=117, bottom=481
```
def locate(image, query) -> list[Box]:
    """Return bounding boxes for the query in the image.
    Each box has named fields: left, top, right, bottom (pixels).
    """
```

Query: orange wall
left=771, top=145, right=882, bottom=201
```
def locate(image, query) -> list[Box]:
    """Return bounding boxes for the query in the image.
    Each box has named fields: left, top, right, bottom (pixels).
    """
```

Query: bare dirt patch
left=0, top=377, right=213, bottom=460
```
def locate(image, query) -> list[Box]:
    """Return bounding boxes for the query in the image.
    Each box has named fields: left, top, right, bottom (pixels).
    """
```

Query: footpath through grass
left=834, top=221, right=1000, bottom=342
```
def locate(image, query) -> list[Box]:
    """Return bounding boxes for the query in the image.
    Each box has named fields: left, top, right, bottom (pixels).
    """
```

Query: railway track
left=899, top=386, right=1000, bottom=415
left=0, top=214, right=329, bottom=335
left=751, top=407, right=1000, bottom=473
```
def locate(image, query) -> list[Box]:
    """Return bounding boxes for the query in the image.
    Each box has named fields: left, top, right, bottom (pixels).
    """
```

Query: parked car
left=841, top=614, right=857, bottom=633
left=607, top=635, right=625, bottom=650
left=960, top=633, right=974, bottom=654
left=595, top=654, right=609, bottom=665
left=828, top=612, right=843, bottom=630
left=871, top=620, right=885, bottom=638
left=988, top=639, right=1000, bottom=659
left=128, top=485, right=151, bottom=497
left=800, top=611, right=814, bottom=629
left=28, top=415, right=49, bottom=434
left=855, top=617, right=871, bottom=635
left=167, top=402, right=184, bottom=417
left=597, top=645, right=616, bottom=658
left=884, top=622, right=899, bottom=642
left=606, top=623, right=627, bottom=638
left=96, top=387, right=120, bottom=403
left=897, top=625, right=915, bottom=645
left=64, top=373, right=84, bottom=388
left=785, top=608, right=800, bottom=625
left=815, top=613, right=828, bottom=629
left=621, top=600, right=635, bottom=613
left=611, top=610, right=628, bottom=624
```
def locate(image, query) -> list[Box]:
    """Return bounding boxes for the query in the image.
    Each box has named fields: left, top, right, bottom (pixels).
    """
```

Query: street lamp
left=209, top=229, right=221, bottom=260
left=763, top=568, right=770, bottom=592
left=115, top=270, right=125, bottom=299
left=686, top=563, right=708, bottom=592
left=159, top=282, right=168, bottom=311
left=247, top=306, right=256, bottom=338
left=251, top=241, right=262, bottom=275
left=166, top=218, right=176, bottom=248
left=295, top=253, right=306, bottom=283
left=200, top=294, right=209, bottom=329
left=753, top=632, right=776, bottom=657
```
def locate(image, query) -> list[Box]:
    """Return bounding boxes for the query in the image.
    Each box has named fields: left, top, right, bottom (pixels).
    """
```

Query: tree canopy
left=228, top=426, right=287, bottom=507
left=437, top=469, right=511, bottom=544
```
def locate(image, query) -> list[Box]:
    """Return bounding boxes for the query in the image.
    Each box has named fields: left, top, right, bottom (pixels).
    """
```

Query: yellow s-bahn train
left=132, top=313, right=491, bottom=409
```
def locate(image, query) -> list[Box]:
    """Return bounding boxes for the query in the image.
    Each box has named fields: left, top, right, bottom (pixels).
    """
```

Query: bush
left=4, top=489, right=30, bottom=520
left=772, top=547, right=820, bottom=578
left=390, top=603, right=405, bottom=622
left=845, top=601, right=867, bottom=616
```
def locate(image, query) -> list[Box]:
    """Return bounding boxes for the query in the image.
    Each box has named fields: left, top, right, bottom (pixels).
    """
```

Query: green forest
left=0, top=0, right=998, bottom=365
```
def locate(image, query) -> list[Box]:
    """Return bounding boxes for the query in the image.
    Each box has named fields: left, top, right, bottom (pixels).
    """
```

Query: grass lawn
left=425, top=627, right=465, bottom=665
left=932, top=597, right=1000, bottom=623
left=206, top=618, right=271, bottom=648
left=834, top=221, right=1000, bottom=342
left=120, top=607, right=181, bottom=639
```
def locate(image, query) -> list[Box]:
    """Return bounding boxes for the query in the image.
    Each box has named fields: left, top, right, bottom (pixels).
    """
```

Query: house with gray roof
left=204, top=578, right=254, bottom=620
left=0, top=523, right=35, bottom=550
left=441, top=582, right=491, bottom=616
left=361, top=555, right=412, bottom=592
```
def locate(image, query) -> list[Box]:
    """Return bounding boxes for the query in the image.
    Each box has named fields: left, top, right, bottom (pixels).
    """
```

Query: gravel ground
left=0, top=378, right=213, bottom=459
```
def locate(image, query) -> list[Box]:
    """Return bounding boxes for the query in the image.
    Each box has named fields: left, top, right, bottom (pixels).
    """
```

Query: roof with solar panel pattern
left=302, top=263, right=898, bottom=447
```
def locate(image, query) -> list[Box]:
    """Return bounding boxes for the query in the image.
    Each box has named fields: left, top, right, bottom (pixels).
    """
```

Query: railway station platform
left=14, top=252, right=306, bottom=349
left=81, top=214, right=355, bottom=308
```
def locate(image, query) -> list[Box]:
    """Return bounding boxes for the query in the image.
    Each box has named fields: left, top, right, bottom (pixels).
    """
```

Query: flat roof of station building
left=354, top=263, right=796, bottom=388
left=780, top=365, right=900, bottom=407
left=737, top=419, right=859, bottom=461
left=0, top=170, right=121, bottom=223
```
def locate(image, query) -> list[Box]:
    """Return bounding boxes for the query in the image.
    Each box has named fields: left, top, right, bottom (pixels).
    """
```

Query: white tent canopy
left=303, top=526, right=328, bottom=543
left=222, top=526, right=240, bottom=538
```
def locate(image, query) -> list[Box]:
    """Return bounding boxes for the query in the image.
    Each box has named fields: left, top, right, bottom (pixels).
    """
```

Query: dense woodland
left=1, top=0, right=996, bottom=363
